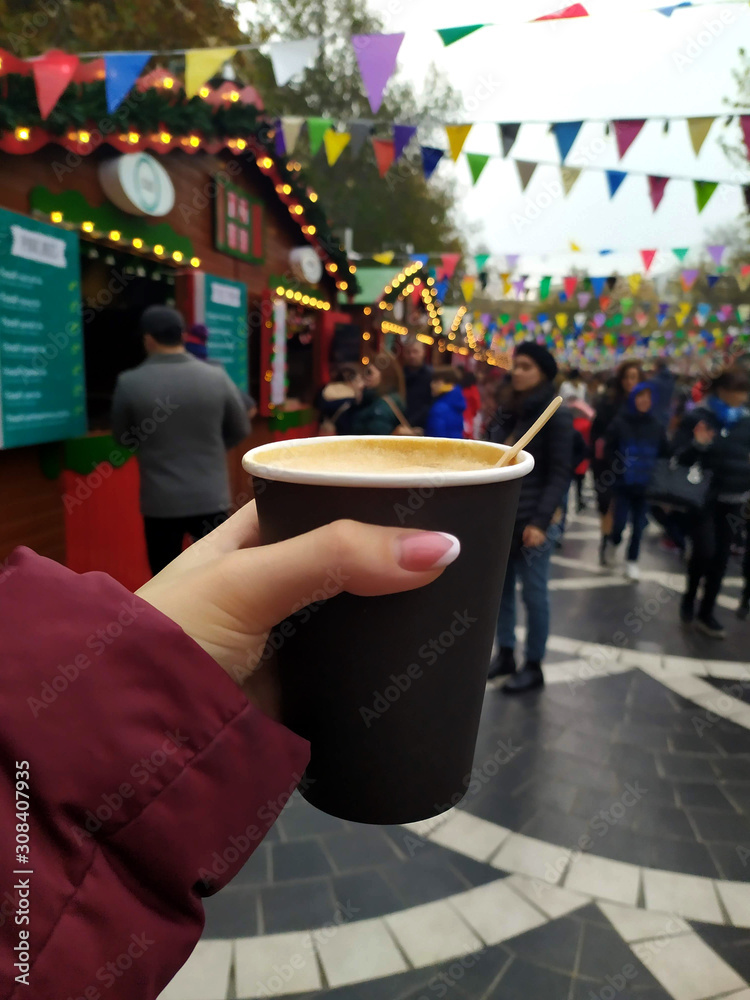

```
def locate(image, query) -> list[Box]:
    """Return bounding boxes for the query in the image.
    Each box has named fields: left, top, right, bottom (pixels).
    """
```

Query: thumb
left=221, top=519, right=461, bottom=631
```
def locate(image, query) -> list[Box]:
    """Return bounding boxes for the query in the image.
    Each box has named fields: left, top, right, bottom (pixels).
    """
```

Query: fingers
left=220, top=520, right=461, bottom=631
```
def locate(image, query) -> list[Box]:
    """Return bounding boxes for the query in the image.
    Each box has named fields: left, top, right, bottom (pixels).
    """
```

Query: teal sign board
left=0, top=208, right=86, bottom=449
left=204, top=273, right=248, bottom=394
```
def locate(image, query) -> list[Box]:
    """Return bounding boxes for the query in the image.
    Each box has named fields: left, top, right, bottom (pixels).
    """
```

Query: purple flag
left=352, top=33, right=404, bottom=113
left=393, top=123, right=417, bottom=160
left=681, top=268, right=699, bottom=290
left=707, top=244, right=726, bottom=266
left=506, top=253, right=520, bottom=270
left=577, top=292, right=592, bottom=308
left=274, top=120, right=286, bottom=156
left=513, top=277, right=526, bottom=296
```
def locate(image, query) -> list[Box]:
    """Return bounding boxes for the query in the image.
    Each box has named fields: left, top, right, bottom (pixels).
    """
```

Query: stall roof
left=339, top=266, right=398, bottom=306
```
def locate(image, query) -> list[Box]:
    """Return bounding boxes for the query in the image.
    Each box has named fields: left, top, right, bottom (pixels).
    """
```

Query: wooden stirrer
left=495, top=396, right=564, bottom=467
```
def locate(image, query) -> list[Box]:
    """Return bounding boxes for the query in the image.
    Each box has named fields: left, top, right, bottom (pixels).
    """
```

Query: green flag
left=437, top=24, right=485, bottom=45
left=540, top=276, right=552, bottom=300
left=475, top=253, right=489, bottom=271
left=672, top=248, right=689, bottom=261
left=307, top=117, right=333, bottom=155
left=694, top=180, right=718, bottom=214
left=466, top=151, right=490, bottom=185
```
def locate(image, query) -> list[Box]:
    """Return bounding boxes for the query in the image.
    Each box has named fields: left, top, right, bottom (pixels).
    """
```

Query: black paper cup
left=242, top=436, right=534, bottom=824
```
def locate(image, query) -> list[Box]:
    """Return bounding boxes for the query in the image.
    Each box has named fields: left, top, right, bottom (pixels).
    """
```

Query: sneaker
left=680, top=596, right=694, bottom=626
left=488, top=646, right=516, bottom=682
left=502, top=662, right=544, bottom=695
left=624, top=561, right=640, bottom=581
left=695, top=615, right=727, bottom=639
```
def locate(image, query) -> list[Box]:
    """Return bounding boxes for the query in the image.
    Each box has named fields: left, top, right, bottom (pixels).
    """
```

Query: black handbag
left=646, top=456, right=712, bottom=511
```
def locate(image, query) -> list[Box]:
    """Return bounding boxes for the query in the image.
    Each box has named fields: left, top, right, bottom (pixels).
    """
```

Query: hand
left=693, top=420, right=715, bottom=446
left=522, top=525, right=547, bottom=548
left=393, top=425, right=423, bottom=436
left=136, top=504, right=459, bottom=721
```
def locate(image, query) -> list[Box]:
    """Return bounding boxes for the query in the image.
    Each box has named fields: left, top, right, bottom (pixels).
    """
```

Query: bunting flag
left=613, top=119, right=646, bottom=159
left=32, top=49, right=80, bottom=118
left=739, top=265, right=750, bottom=292
left=348, top=120, right=373, bottom=156
left=475, top=253, right=490, bottom=270
left=563, top=276, right=578, bottom=298
left=466, top=151, right=490, bottom=184
left=446, top=124, right=473, bottom=161
left=280, top=116, right=305, bottom=154
left=104, top=51, right=151, bottom=113
left=569, top=240, right=581, bottom=252
left=648, top=175, right=669, bottom=211
left=441, top=252, right=461, bottom=278
left=707, top=244, right=726, bottom=266
left=628, top=273, right=643, bottom=294
left=687, top=117, right=714, bottom=156
left=551, top=121, right=583, bottom=163
left=539, top=276, right=552, bottom=300
left=506, top=254, right=520, bottom=270
left=590, top=276, right=607, bottom=297
left=352, top=33, right=404, bottom=113
left=534, top=3, right=589, bottom=19
left=516, top=160, right=537, bottom=192
left=640, top=249, right=657, bottom=272
left=274, top=124, right=287, bottom=157
left=421, top=145, right=444, bottom=179
left=578, top=292, right=592, bottom=308
left=411, top=254, right=429, bottom=266
left=606, top=170, right=627, bottom=198
left=499, top=123, right=521, bottom=158
left=372, top=138, right=395, bottom=176
left=437, top=24, right=485, bottom=45
left=185, top=46, right=236, bottom=98
left=681, top=268, right=700, bottom=291
left=672, top=248, right=689, bottom=261
left=323, top=129, right=351, bottom=166
left=707, top=275, right=720, bottom=289
left=694, top=180, right=718, bottom=213
left=268, top=37, right=320, bottom=86
left=393, top=123, right=417, bottom=161
left=514, top=277, right=527, bottom=296
left=461, top=275, right=476, bottom=302
left=373, top=251, right=395, bottom=264
left=307, top=117, right=333, bottom=155
left=561, top=167, right=582, bottom=196
left=556, top=312, right=569, bottom=330
left=657, top=3, right=691, bottom=14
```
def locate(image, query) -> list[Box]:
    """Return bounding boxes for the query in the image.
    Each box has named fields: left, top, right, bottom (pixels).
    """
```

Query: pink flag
left=648, top=176, right=669, bottom=212
left=707, top=244, right=726, bottom=266
left=534, top=3, right=588, bottom=19
left=593, top=312, right=606, bottom=329
left=563, top=276, right=578, bottom=298
left=441, top=252, right=461, bottom=278
left=613, top=120, right=646, bottom=159
left=640, top=249, right=657, bottom=272
left=351, top=33, right=405, bottom=113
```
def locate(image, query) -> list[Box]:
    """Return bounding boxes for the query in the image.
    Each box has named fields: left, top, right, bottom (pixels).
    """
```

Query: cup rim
left=242, top=436, right=535, bottom=488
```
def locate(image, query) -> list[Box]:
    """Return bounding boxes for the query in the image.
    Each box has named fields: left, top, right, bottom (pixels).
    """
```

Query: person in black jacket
left=487, top=343, right=574, bottom=693
left=603, top=383, right=668, bottom=580
left=672, top=366, right=750, bottom=638
left=402, top=337, right=434, bottom=430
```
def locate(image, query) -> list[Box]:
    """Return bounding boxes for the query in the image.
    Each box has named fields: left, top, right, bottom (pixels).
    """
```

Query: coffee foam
left=254, top=437, right=509, bottom=474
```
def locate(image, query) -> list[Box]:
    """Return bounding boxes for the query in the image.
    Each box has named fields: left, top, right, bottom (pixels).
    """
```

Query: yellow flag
left=501, top=273, right=512, bottom=296
left=556, top=312, right=568, bottom=330
left=373, top=251, right=395, bottom=265
left=687, top=117, right=714, bottom=156
left=628, top=273, right=642, bottom=294
left=445, top=124, right=473, bottom=161
left=678, top=301, right=691, bottom=316
left=185, top=47, right=237, bottom=97
left=569, top=238, right=582, bottom=251
left=461, top=275, right=476, bottom=302
left=324, top=129, right=351, bottom=166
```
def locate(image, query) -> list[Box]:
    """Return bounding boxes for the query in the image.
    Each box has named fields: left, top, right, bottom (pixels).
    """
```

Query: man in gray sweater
left=112, top=305, right=250, bottom=575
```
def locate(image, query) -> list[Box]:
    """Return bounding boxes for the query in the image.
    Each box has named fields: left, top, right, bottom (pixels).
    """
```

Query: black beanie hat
left=514, top=341, right=558, bottom=383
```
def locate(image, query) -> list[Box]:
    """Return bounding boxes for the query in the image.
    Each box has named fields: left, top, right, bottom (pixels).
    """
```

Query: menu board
left=205, top=274, right=249, bottom=394
left=0, top=208, right=86, bottom=449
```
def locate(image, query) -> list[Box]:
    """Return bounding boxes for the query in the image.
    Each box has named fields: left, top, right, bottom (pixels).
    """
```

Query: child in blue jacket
left=426, top=367, right=466, bottom=439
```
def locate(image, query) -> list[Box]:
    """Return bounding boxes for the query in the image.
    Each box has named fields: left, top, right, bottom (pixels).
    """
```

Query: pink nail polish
left=397, top=532, right=461, bottom=572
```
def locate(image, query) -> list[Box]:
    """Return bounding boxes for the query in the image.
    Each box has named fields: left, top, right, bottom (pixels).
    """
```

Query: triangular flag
left=32, top=50, right=79, bottom=119
left=569, top=240, right=581, bottom=252
left=672, top=248, right=689, bottom=262
left=421, top=146, right=444, bottom=179
left=551, top=121, right=583, bottom=163
left=411, top=254, right=429, bottom=267
left=514, top=277, right=527, bottom=296
left=539, top=276, right=552, bottom=300
left=694, top=180, right=718, bottom=213
left=307, top=117, right=333, bottom=155
left=268, top=37, right=320, bottom=86
left=475, top=253, right=490, bottom=270
left=373, top=251, right=395, bottom=264
left=324, top=129, right=351, bottom=166
left=681, top=268, right=700, bottom=291
left=600, top=249, right=613, bottom=255
left=393, top=123, right=417, bottom=161
left=185, top=47, right=236, bottom=98
left=561, top=167, right=582, bottom=196
left=466, top=152, right=490, bottom=185
left=738, top=303, right=750, bottom=321
left=351, top=33, right=404, bottom=113
left=707, top=244, right=726, bottom=266
left=563, top=276, right=578, bottom=298
left=104, top=52, right=151, bottom=113
left=534, top=3, right=588, bottom=19
left=516, top=160, right=537, bottom=192
left=687, top=117, right=714, bottom=156
left=445, top=124, right=473, bottom=161
left=441, top=253, right=461, bottom=278
left=280, top=116, right=304, bottom=154
left=628, top=274, right=642, bottom=294
left=657, top=3, right=691, bottom=15
left=640, top=249, right=657, bottom=272
left=461, top=275, right=476, bottom=302
left=499, top=123, right=521, bottom=157
left=348, top=120, right=373, bottom=156
left=577, top=292, right=592, bottom=308
left=590, top=276, right=607, bottom=297
left=437, top=24, right=485, bottom=45
left=506, top=254, right=520, bottom=270
left=371, top=138, right=395, bottom=177
left=612, top=119, right=646, bottom=159
left=707, top=275, right=720, bottom=289
left=606, top=170, right=627, bottom=198
left=741, top=117, right=750, bottom=158
left=648, top=175, right=669, bottom=212
left=556, top=312, right=569, bottom=330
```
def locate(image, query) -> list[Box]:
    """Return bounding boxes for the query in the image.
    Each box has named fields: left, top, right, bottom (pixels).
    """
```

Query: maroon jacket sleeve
left=0, top=548, right=310, bottom=1000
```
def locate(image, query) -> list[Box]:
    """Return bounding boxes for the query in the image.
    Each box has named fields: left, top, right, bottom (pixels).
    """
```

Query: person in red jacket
left=0, top=509, right=458, bottom=1000
left=568, top=396, right=594, bottom=512
left=460, top=370, right=481, bottom=439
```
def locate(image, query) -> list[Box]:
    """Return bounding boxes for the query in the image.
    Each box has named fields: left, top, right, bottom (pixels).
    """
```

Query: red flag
left=741, top=116, right=750, bottom=158
left=0, top=49, right=32, bottom=77
left=613, top=119, right=646, bottom=159
left=534, top=4, right=588, bottom=20
left=563, top=276, right=578, bottom=298
left=648, top=175, right=669, bottom=212
left=742, top=264, right=750, bottom=277
left=441, top=252, right=461, bottom=278
left=599, top=295, right=611, bottom=310
left=640, top=250, right=657, bottom=272
left=371, top=138, right=395, bottom=177
left=31, top=50, right=79, bottom=119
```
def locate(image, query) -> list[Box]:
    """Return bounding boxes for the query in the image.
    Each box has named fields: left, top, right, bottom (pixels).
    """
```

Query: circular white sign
left=99, top=153, right=175, bottom=217
left=289, top=246, right=323, bottom=284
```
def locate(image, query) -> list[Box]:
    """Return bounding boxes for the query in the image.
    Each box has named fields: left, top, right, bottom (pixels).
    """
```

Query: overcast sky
left=364, top=0, right=750, bottom=279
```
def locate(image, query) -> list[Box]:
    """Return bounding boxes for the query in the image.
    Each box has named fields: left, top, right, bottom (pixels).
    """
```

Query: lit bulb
left=79, top=130, right=91, bottom=143
left=199, top=86, right=210, bottom=98
left=133, top=238, right=144, bottom=249
left=15, top=127, right=30, bottom=141
left=109, top=230, right=121, bottom=241
left=153, top=245, right=164, bottom=255
left=50, top=211, right=63, bottom=223
left=160, top=131, right=171, bottom=144
left=276, top=286, right=285, bottom=296
left=128, top=131, right=140, bottom=144
left=236, top=138, right=247, bottom=150
left=189, top=135, right=200, bottom=148
left=163, top=76, right=174, bottom=89
left=190, top=257, right=201, bottom=267
left=82, top=221, right=94, bottom=233
left=172, top=251, right=183, bottom=262
left=309, top=192, right=318, bottom=202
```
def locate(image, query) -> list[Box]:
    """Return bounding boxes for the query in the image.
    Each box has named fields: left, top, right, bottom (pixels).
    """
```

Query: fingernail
left=397, top=532, right=461, bottom=572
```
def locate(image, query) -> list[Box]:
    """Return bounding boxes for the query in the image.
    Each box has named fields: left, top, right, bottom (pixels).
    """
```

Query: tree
left=244, top=0, right=465, bottom=255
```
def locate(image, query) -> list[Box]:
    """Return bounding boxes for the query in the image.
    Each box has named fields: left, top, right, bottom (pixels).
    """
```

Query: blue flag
left=421, top=146, right=445, bottom=179
left=551, top=121, right=583, bottom=163
left=656, top=2, right=691, bottom=15
left=590, top=276, right=607, bottom=297
left=105, top=52, right=152, bottom=113
left=606, top=171, right=627, bottom=199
